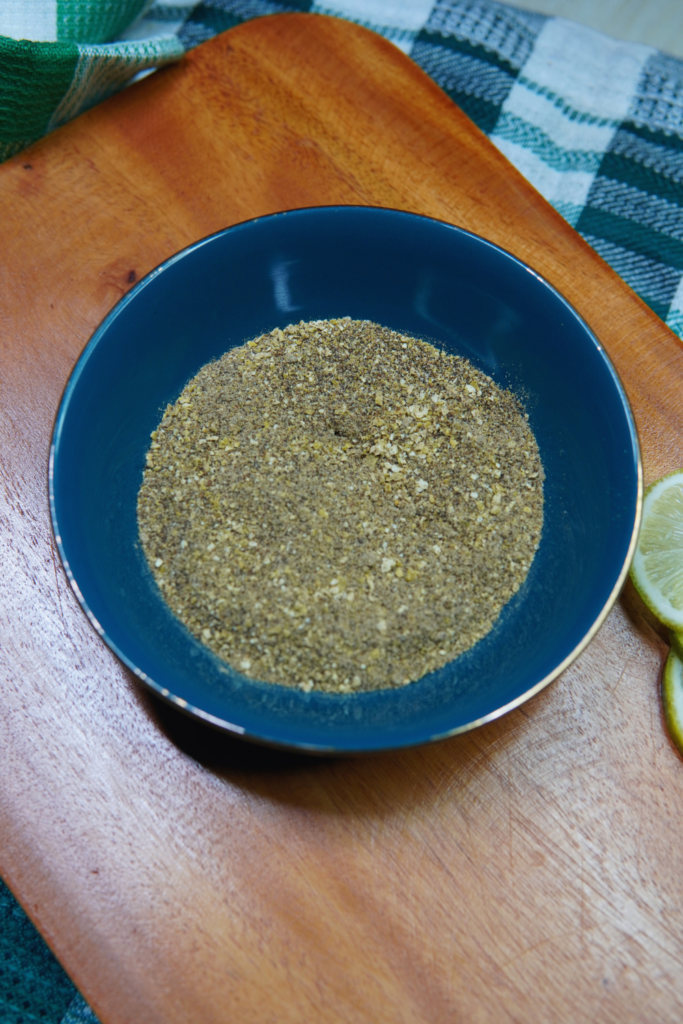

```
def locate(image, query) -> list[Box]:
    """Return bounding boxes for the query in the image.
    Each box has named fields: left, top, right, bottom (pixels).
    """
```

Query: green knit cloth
left=3, top=0, right=683, bottom=337
left=0, top=0, right=181, bottom=161
left=0, top=878, right=98, bottom=1023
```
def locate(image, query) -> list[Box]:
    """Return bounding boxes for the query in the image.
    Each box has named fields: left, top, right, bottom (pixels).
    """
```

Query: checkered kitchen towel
left=2, top=2, right=683, bottom=1021
left=3, top=0, right=683, bottom=340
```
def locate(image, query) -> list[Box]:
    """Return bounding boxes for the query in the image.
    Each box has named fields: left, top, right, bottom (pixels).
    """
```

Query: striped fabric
left=2, top=3, right=683, bottom=1021
left=2, top=0, right=683, bottom=339
left=2, top=0, right=683, bottom=337
left=411, top=4, right=683, bottom=335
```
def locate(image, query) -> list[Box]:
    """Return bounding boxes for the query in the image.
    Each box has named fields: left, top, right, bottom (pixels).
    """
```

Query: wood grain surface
left=2, top=14, right=683, bottom=1024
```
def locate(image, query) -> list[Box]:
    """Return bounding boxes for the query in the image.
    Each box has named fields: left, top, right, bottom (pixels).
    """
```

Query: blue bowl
left=50, top=207, right=641, bottom=753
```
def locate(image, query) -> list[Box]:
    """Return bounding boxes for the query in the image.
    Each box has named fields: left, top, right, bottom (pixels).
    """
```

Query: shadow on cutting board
left=140, top=676, right=540, bottom=822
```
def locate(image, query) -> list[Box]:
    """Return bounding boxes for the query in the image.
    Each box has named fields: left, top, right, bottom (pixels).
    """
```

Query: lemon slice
left=630, top=470, right=683, bottom=629
left=663, top=648, right=683, bottom=755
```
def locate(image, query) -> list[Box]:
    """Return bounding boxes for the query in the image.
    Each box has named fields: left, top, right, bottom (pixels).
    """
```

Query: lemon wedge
left=630, top=470, right=683, bottom=629
left=663, top=648, right=683, bottom=755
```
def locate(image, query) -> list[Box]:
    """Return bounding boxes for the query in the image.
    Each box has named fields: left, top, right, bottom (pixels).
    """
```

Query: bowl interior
left=50, top=207, right=640, bottom=752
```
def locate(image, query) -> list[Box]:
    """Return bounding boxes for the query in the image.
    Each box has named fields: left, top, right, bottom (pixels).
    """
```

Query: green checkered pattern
left=0, top=0, right=183, bottom=162
left=3, top=0, right=683, bottom=338
left=3, top=2, right=683, bottom=1021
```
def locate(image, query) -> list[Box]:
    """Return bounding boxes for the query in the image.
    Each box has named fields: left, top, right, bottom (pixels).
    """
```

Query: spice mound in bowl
left=138, top=317, right=544, bottom=693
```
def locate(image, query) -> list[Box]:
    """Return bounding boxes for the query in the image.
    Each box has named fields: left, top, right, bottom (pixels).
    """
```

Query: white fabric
left=0, top=0, right=57, bottom=41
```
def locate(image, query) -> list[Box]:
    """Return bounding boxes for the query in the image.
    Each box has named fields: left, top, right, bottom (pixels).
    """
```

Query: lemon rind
left=630, top=470, right=683, bottom=629
left=663, top=649, right=683, bottom=756
left=671, top=630, right=683, bottom=663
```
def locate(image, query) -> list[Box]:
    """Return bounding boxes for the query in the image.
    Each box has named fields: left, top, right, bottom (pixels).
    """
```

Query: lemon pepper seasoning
left=138, top=318, right=544, bottom=693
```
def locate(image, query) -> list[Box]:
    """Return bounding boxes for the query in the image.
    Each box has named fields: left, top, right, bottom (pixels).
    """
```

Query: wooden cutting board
left=2, top=14, right=683, bottom=1024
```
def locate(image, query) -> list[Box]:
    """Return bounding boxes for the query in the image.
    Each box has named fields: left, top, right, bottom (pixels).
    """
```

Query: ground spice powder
left=138, top=319, right=544, bottom=693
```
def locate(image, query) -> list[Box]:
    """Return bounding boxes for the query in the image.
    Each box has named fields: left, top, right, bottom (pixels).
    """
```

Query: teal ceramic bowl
left=50, top=206, right=641, bottom=752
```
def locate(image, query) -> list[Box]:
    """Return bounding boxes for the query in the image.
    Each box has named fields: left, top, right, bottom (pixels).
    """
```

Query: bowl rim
left=48, top=205, right=643, bottom=752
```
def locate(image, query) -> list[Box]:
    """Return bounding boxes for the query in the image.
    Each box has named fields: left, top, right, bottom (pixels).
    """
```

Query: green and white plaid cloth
left=3, top=0, right=683, bottom=339
left=2, top=2, right=683, bottom=1021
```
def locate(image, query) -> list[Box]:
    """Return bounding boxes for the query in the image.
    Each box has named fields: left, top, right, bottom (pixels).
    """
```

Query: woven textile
left=2, top=0, right=683, bottom=337
left=3, top=0, right=683, bottom=338
left=0, top=878, right=99, bottom=1023
left=2, top=2, right=683, bottom=1021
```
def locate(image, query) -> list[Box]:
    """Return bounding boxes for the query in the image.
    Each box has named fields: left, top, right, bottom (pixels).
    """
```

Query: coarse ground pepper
left=138, top=318, right=544, bottom=693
